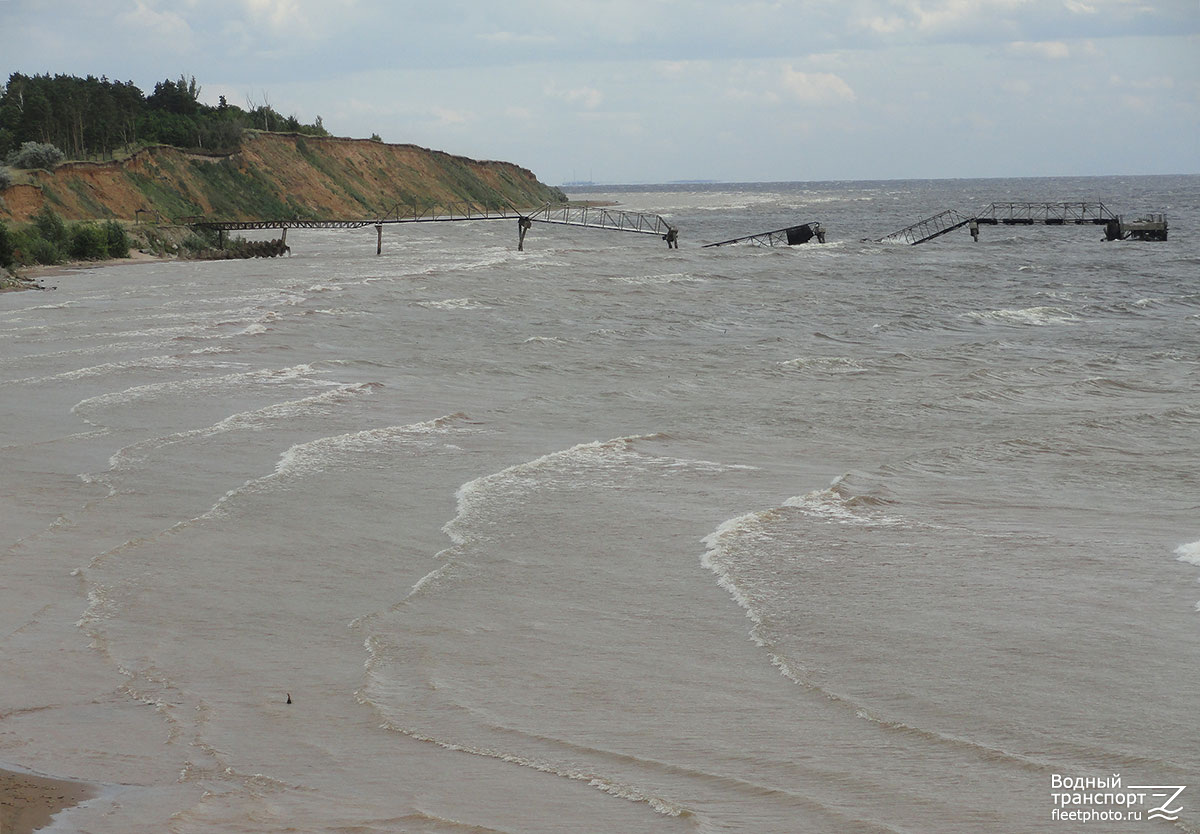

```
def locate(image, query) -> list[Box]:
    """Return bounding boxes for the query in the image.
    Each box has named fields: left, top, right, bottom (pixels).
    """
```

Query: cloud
left=1008, top=40, right=1072, bottom=59
left=857, top=14, right=907, bottom=34
left=243, top=0, right=300, bottom=29
left=476, top=31, right=557, bottom=46
left=1110, top=74, right=1175, bottom=90
left=544, top=83, right=604, bottom=109
left=239, top=0, right=358, bottom=40
left=429, top=107, right=470, bottom=126
left=780, top=68, right=857, bottom=104
left=118, top=0, right=194, bottom=45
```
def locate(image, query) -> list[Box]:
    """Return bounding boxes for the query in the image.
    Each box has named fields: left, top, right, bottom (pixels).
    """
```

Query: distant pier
left=879, top=202, right=1168, bottom=245
left=186, top=197, right=1169, bottom=258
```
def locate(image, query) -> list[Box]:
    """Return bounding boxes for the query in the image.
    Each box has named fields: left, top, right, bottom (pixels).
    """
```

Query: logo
left=1051, top=774, right=1187, bottom=824
left=1127, top=785, right=1187, bottom=822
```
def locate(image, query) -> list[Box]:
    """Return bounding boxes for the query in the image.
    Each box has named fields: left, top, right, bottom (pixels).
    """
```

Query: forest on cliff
left=0, top=72, right=329, bottom=162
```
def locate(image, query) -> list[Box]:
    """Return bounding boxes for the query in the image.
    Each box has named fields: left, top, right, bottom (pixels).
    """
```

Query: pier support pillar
left=375, top=224, right=383, bottom=255
left=517, top=216, right=532, bottom=251
left=969, top=219, right=979, bottom=242
left=664, top=228, right=678, bottom=249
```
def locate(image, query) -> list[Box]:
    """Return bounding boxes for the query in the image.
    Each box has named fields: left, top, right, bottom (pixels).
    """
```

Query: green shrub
left=69, top=223, right=109, bottom=260
left=0, top=221, right=13, bottom=268
left=19, top=232, right=63, bottom=265
left=7, top=141, right=66, bottom=170
left=32, top=207, right=69, bottom=249
left=0, top=167, right=12, bottom=190
left=180, top=233, right=212, bottom=253
left=102, top=220, right=131, bottom=258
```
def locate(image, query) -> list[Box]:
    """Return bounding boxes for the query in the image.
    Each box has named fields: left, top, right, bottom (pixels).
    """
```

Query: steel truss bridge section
left=193, top=202, right=536, bottom=233
left=376, top=200, right=529, bottom=223
left=523, top=204, right=677, bottom=240
left=192, top=201, right=679, bottom=249
left=878, top=209, right=972, bottom=245
left=703, top=222, right=824, bottom=248
left=974, top=202, right=1116, bottom=225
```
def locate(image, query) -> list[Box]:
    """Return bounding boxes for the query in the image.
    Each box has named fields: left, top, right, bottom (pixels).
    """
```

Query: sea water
left=1, top=176, right=1198, bottom=833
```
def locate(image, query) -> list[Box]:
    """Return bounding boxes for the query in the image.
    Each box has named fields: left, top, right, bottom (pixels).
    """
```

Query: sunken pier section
left=879, top=202, right=1168, bottom=245
left=187, top=198, right=1169, bottom=258
left=704, top=222, right=825, bottom=248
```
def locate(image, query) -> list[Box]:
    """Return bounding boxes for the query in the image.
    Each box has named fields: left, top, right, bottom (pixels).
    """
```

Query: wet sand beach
left=0, top=767, right=93, bottom=834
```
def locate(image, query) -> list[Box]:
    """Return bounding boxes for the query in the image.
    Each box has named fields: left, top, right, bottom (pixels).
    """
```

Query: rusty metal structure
left=703, top=222, right=825, bottom=248
left=974, top=201, right=1116, bottom=225
left=877, top=210, right=972, bottom=245
left=193, top=201, right=679, bottom=253
left=879, top=201, right=1167, bottom=245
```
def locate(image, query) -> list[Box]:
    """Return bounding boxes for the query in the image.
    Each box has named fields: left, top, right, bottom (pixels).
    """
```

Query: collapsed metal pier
left=879, top=202, right=1168, bottom=245
left=703, top=222, right=825, bottom=248
left=193, top=201, right=679, bottom=254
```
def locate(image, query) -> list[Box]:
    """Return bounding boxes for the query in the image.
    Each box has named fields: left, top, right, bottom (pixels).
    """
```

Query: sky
left=1, top=0, right=1198, bottom=184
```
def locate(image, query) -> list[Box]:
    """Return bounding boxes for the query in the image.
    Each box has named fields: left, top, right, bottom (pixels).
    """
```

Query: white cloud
left=1008, top=40, right=1072, bottom=59
left=858, top=15, right=907, bottom=34
left=430, top=107, right=470, bottom=127
left=118, top=0, right=193, bottom=45
left=657, top=60, right=712, bottom=77
left=544, top=84, right=604, bottom=109
left=476, top=31, right=557, bottom=46
left=1110, top=74, right=1175, bottom=90
left=243, top=0, right=300, bottom=29
left=780, top=68, right=857, bottom=104
left=917, top=0, right=1038, bottom=29
left=239, top=0, right=358, bottom=39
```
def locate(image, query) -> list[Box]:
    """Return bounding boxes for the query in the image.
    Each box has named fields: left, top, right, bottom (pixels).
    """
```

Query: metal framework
left=974, top=202, right=1115, bottom=225
left=192, top=201, right=675, bottom=239
left=377, top=200, right=529, bottom=223
left=193, top=201, right=537, bottom=233
left=523, top=203, right=676, bottom=238
left=878, top=201, right=1132, bottom=245
left=703, top=222, right=824, bottom=248
left=878, top=209, right=972, bottom=245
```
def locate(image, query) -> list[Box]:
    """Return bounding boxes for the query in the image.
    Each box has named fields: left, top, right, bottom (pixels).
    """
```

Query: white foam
left=608, top=272, right=697, bottom=285
left=416, top=298, right=488, bottom=310
left=1174, top=540, right=1200, bottom=567
left=72, top=363, right=328, bottom=413
left=780, top=356, right=867, bottom=374
left=98, top=381, right=382, bottom=477
left=1175, top=541, right=1200, bottom=611
left=198, top=412, right=473, bottom=521
left=444, top=435, right=753, bottom=549
left=9, top=354, right=188, bottom=384
left=964, top=306, right=1079, bottom=327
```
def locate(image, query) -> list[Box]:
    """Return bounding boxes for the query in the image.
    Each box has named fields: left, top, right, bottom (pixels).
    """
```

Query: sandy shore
left=11, top=249, right=168, bottom=285
left=0, top=767, right=94, bottom=834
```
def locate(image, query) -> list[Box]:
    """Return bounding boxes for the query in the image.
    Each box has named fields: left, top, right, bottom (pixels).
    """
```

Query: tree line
left=0, top=73, right=330, bottom=164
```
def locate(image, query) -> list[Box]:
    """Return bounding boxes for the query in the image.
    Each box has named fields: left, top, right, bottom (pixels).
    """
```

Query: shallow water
left=2, top=175, right=1198, bottom=833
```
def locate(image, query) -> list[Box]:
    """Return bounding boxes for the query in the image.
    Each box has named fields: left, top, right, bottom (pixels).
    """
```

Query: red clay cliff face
left=0, top=133, right=562, bottom=224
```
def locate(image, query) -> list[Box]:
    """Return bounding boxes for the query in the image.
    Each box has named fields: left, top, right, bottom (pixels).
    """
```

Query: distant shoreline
left=3, top=250, right=168, bottom=291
